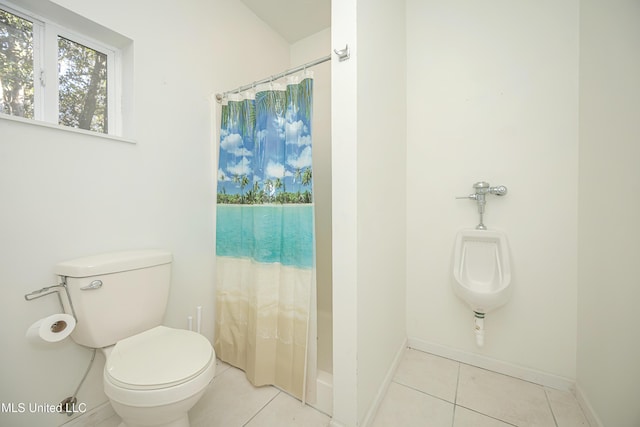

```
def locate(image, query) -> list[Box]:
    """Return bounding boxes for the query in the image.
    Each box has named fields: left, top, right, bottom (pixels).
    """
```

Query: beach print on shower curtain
left=214, top=74, right=315, bottom=400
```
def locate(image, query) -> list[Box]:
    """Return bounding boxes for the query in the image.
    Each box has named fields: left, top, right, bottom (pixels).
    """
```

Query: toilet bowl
left=103, top=326, right=215, bottom=427
left=55, top=250, right=215, bottom=427
left=452, top=228, right=512, bottom=314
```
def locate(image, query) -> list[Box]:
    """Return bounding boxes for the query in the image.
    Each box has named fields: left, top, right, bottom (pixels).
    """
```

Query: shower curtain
left=214, top=73, right=316, bottom=401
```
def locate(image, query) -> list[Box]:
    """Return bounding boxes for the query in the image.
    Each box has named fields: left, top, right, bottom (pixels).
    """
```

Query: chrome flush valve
left=457, top=181, right=508, bottom=230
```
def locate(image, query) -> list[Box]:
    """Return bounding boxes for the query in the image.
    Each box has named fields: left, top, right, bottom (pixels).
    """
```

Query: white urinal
left=452, top=228, right=512, bottom=314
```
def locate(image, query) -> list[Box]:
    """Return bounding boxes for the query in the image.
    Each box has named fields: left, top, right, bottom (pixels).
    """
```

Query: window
left=0, top=7, right=34, bottom=118
left=58, top=36, right=108, bottom=133
left=0, top=1, right=124, bottom=136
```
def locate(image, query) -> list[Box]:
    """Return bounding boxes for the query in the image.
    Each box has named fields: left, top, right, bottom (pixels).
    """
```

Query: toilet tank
left=55, top=250, right=172, bottom=348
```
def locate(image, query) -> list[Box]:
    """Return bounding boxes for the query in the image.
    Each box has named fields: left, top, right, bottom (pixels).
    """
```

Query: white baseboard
left=309, top=369, right=333, bottom=416
left=360, top=337, right=408, bottom=427
left=408, top=337, right=575, bottom=392
left=575, top=384, right=604, bottom=427
left=59, top=401, right=115, bottom=427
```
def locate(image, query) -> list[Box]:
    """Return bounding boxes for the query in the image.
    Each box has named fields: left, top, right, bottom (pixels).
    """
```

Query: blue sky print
left=216, top=77, right=315, bottom=268
left=217, top=78, right=314, bottom=204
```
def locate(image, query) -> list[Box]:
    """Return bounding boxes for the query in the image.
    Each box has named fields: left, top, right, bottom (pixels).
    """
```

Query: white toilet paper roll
left=26, top=313, right=76, bottom=343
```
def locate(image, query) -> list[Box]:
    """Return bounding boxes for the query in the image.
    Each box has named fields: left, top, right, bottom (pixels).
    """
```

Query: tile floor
left=96, top=348, right=590, bottom=427
left=372, top=349, right=590, bottom=427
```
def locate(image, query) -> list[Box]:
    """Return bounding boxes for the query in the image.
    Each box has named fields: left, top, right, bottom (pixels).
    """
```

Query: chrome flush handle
left=457, top=181, right=508, bottom=230
left=80, top=280, right=103, bottom=290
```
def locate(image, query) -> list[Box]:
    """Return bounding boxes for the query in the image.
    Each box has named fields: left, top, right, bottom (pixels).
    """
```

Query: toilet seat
left=106, top=325, right=212, bottom=390
left=104, top=326, right=215, bottom=407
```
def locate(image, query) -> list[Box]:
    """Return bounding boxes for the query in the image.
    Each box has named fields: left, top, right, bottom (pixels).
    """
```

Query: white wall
left=10, top=1, right=637, bottom=426
left=577, top=1, right=640, bottom=426
left=331, top=0, right=359, bottom=422
left=0, top=1, right=290, bottom=426
left=405, top=0, right=579, bottom=380
left=290, top=28, right=333, bottom=373
left=332, top=0, right=407, bottom=425
left=355, top=0, right=406, bottom=424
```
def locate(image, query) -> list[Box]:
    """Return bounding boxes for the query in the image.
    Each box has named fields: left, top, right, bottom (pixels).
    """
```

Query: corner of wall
left=575, top=384, right=605, bottom=427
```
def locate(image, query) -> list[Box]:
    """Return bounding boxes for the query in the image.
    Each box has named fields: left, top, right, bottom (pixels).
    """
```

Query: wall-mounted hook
left=334, top=45, right=350, bottom=62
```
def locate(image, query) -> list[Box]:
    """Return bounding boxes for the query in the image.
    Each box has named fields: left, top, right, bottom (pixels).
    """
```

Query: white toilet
left=452, top=229, right=512, bottom=314
left=55, top=250, right=215, bottom=427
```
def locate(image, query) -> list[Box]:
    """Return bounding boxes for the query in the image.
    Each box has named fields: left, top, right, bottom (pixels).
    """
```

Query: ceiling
left=240, top=0, right=331, bottom=43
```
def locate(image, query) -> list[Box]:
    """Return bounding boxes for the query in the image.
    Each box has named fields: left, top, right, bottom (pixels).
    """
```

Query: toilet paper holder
left=24, top=279, right=78, bottom=322
left=25, top=284, right=63, bottom=301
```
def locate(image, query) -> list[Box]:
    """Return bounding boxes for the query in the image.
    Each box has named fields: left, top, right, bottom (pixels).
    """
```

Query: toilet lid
left=105, top=326, right=213, bottom=390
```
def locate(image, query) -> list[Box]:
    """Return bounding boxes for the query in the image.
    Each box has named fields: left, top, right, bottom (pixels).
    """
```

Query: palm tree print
left=217, top=78, right=314, bottom=205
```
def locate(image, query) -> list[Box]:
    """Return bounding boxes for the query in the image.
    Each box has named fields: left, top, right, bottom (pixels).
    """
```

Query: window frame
left=0, top=0, right=123, bottom=137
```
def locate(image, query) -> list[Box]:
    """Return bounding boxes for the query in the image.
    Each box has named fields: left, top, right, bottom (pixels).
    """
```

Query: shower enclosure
left=213, top=27, right=333, bottom=413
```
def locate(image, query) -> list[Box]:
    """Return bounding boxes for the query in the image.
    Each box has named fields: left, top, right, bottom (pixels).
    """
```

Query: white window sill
left=0, top=113, right=136, bottom=144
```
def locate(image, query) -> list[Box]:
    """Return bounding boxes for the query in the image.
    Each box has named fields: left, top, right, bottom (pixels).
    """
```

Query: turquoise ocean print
left=216, top=204, right=314, bottom=268
left=216, top=78, right=315, bottom=270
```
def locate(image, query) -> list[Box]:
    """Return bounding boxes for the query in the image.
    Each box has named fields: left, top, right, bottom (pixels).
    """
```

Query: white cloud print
left=220, top=133, right=251, bottom=156
left=256, top=129, right=267, bottom=144
left=286, top=146, right=313, bottom=169
left=285, top=120, right=303, bottom=141
left=274, top=116, right=286, bottom=141
left=265, top=160, right=285, bottom=178
left=226, top=157, right=252, bottom=176
left=285, top=120, right=311, bottom=146
left=298, top=134, right=311, bottom=146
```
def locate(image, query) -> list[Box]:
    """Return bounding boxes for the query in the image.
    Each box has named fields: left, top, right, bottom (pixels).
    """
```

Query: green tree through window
left=1, top=5, right=112, bottom=134
left=0, top=8, right=34, bottom=118
left=58, top=37, right=108, bottom=133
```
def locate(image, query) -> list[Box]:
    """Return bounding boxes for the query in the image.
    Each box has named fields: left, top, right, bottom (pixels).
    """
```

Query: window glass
left=58, top=36, right=108, bottom=133
left=0, top=8, right=34, bottom=118
left=0, top=1, right=127, bottom=138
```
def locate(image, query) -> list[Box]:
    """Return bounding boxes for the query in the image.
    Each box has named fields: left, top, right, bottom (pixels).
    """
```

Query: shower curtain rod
left=215, top=54, right=331, bottom=103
